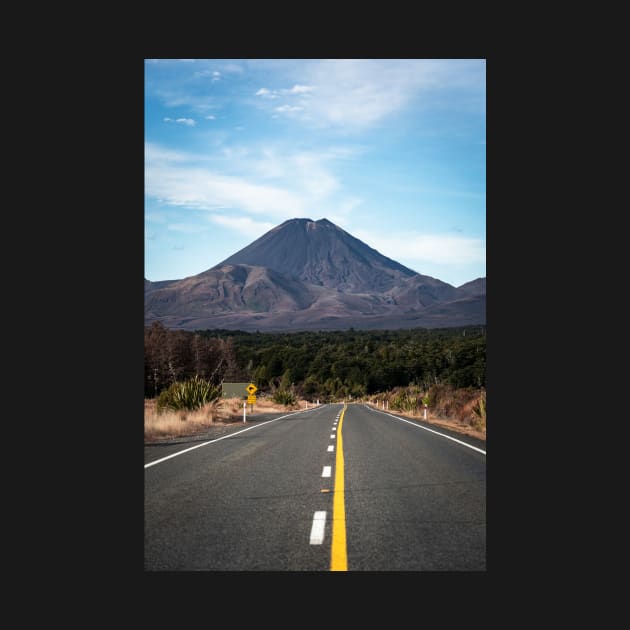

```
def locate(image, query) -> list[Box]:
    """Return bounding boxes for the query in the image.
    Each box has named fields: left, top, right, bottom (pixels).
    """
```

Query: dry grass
left=144, top=396, right=308, bottom=442
left=365, top=384, right=486, bottom=441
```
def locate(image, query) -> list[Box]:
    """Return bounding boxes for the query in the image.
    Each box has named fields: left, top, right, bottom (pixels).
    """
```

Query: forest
left=144, top=322, right=486, bottom=402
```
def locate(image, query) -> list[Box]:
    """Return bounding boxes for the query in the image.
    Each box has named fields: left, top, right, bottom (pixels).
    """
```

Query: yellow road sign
left=246, top=383, right=257, bottom=395
left=247, top=395, right=257, bottom=404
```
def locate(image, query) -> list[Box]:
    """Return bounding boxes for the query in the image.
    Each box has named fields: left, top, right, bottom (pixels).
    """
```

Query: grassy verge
left=144, top=396, right=308, bottom=442
left=366, top=403, right=486, bottom=441
left=366, top=385, right=486, bottom=441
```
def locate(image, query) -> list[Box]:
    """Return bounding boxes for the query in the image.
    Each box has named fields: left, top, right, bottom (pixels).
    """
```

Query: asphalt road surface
left=144, top=403, right=485, bottom=571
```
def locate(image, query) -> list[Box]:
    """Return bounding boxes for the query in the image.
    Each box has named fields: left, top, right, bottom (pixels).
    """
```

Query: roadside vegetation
left=366, top=383, right=486, bottom=438
left=145, top=395, right=306, bottom=442
left=144, top=322, right=486, bottom=441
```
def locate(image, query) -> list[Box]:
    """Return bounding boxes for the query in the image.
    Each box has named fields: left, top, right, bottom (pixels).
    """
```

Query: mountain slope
left=457, top=277, right=486, bottom=296
left=387, top=273, right=462, bottom=310
left=145, top=264, right=316, bottom=318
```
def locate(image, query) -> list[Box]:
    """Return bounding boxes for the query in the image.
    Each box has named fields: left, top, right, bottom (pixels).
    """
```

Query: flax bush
left=157, top=375, right=220, bottom=412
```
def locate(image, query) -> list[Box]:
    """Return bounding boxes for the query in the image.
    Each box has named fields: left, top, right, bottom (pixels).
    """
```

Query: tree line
left=145, top=322, right=486, bottom=401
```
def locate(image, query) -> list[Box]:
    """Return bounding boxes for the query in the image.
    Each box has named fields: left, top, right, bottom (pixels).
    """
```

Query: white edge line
left=310, top=511, right=326, bottom=544
left=365, top=405, right=486, bottom=455
left=145, top=408, right=313, bottom=468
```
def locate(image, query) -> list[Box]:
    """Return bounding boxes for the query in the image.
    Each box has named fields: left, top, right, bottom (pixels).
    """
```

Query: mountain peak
left=276, top=217, right=334, bottom=228
left=216, top=216, right=416, bottom=292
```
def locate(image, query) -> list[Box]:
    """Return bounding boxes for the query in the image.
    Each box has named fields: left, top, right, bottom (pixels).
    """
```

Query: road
left=144, top=403, right=485, bottom=571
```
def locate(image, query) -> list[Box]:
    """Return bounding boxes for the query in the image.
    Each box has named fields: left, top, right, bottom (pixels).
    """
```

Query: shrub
left=472, top=390, right=486, bottom=430
left=272, top=389, right=296, bottom=405
left=390, top=390, right=420, bottom=412
left=157, top=375, right=220, bottom=412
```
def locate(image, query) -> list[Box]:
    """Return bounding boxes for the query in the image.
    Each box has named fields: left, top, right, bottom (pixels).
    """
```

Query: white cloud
left=193, top=69, right=221, bottom=81
left=287, top=84, right=313, bottom=94
left=146, top=162, right=308, bottom=217
left=292, top=153, right=338, bottom=196
left=205, top=114, right=216, bottom=120
left=354, top=229, right=485, bottom=266
left=163, top=117, right=196, bottom=126
left=146, top=142, right=357, bottom=227
left=243, top=147, right=341, bottom=198
left=209, top=214, right=276, bottom=234
left=274, top=105, right=302, bottom=113
left=336, top=197, right=363, bottom=215
left=256, top=84, right=313, bottom=99
left=156, top=89, right=216, bottom=112
left=254, top=59, right=484, bottom=129
left=221, top=63, right=244, bottom=74
left=145, top=142, right=192, bottom=163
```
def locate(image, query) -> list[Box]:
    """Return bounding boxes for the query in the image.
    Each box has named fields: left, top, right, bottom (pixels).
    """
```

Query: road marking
left=331, top=404, right=348, bottom=571
left=322, top=466, right=332, bottom=477
left=365, top=405, right=486, bottom=455
left=145, top=408, right=313, bottom=468
left=330, top=434, right=335, bottom=439
left=327, top=445, right=334, bottom=452
left=310, top=511, right=327, bottom=544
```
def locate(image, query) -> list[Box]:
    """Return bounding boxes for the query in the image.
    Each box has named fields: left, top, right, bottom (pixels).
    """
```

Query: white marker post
left=423, top=404, right=427, bottom=420
left=243, top=402, right=246, bottom=423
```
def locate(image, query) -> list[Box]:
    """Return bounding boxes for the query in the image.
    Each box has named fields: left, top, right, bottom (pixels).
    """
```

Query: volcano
left=145, top=218, right=485, bottom=331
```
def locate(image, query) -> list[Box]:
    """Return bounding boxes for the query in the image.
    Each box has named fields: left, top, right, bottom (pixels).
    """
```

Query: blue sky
left=145, top=59, right=485, bottom=288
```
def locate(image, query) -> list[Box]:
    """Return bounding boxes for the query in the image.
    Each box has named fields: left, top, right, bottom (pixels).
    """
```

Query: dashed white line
left=309, top=511, right=327, bottom=545
left=330, top=434, right=335, bottom=439
left=332, top=427, right=336, bottom=431
left=327, top=445, right=334, bottom=452
left=322, top=466, right=332, bottom=477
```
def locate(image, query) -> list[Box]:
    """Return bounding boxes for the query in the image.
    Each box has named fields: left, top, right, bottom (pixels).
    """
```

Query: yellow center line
left=330, top=404, right=348, bottom=571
